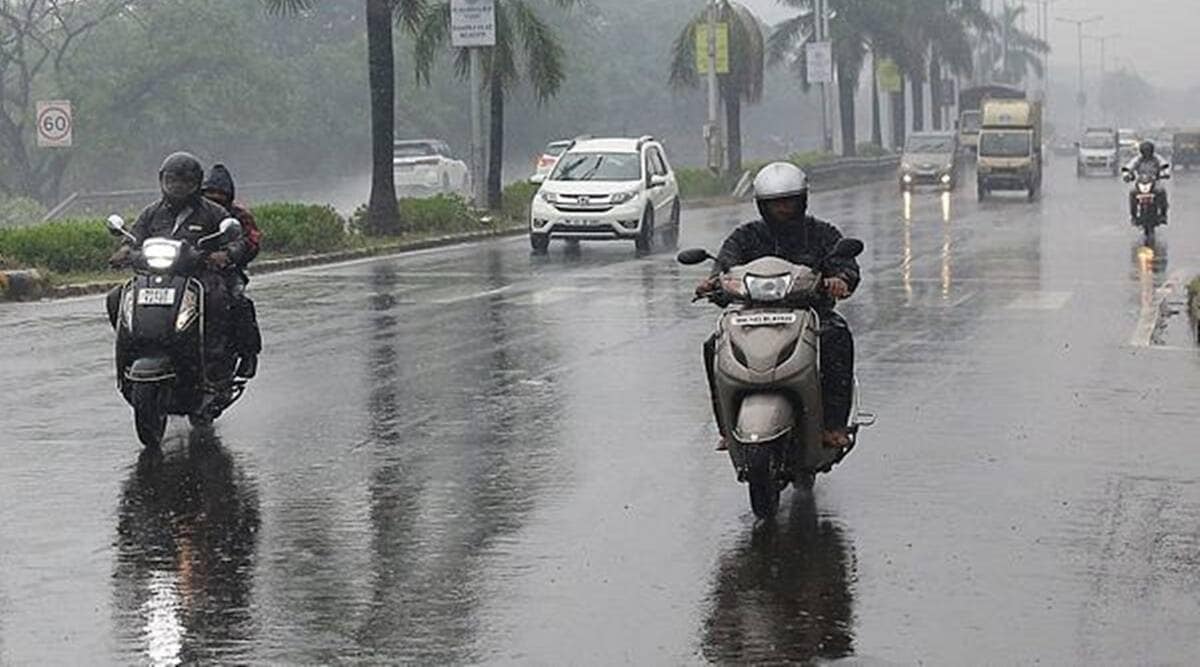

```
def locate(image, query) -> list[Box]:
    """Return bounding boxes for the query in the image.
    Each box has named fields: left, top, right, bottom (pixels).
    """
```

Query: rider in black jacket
left=698, top=162, right=859, bottom=449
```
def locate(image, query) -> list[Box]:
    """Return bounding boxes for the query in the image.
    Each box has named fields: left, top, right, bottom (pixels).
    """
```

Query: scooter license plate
left=137, top=288, right=176, bottom=306
left=732, top=312, right=798, bottom=327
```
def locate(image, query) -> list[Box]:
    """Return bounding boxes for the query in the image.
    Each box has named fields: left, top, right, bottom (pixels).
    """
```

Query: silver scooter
left=679, top=239, right=875, bottom=519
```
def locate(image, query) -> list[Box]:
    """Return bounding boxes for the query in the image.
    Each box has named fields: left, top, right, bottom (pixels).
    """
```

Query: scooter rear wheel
left=746, top=445, right=781, bottom=520
left=131, top=383, right=167, bottom=448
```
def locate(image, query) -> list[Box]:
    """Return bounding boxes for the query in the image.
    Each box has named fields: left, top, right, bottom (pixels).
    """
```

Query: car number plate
left=732, top=312, right=798, bottom=327
left=563, top=219, right=592, bottom=226
left=137, top=288, right=176, bottom=306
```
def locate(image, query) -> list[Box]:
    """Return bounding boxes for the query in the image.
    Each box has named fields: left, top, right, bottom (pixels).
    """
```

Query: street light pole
left=1084, top=33, right=1119, bottom=118
left=1056, top=14, right=1102, bottom=133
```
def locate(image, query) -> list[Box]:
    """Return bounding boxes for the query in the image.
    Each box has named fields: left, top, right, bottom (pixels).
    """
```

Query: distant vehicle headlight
left=941, top=174, right=952, bottom=184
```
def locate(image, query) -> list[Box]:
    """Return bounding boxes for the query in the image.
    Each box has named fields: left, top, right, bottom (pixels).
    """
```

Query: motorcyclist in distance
left=1124, top=140, right=1170, bottom=223
left=696, top=162, right=860, bottom=449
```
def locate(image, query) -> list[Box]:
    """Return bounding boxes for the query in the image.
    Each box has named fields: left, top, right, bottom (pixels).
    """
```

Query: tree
left=769, top=0, right=898, bottom=157
left=899, top=0, right=991, bottom=131
left=668, top=1, right=765, bottom=173
left=414, top=0, right=574, bottom=210
left=266, top=0, right=425, bottom=235
left=0, top=0, right=132, bottom=203
left=984, top=2, right=1048, bottom=85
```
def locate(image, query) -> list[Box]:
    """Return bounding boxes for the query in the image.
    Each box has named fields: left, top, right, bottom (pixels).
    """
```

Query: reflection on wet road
left=3, top=161, right=1200, bottom=663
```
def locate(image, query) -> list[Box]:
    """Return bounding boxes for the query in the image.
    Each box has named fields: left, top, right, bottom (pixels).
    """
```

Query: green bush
left=502, top=181, right=540, bottom=221
left=855, top=143, right=893, bottom=158
left=676, top=167, right=740, bottom=199
left=254, top=203, right=347, bottom=255
left=351, top=194, right=491, bottom=236
left=0, top=218, right=116, bottom=273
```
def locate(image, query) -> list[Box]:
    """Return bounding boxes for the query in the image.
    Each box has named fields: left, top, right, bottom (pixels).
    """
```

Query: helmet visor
left=162, top=172, right=198, bottom=200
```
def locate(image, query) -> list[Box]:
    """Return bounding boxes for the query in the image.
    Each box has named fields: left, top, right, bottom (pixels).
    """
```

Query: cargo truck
left=976, top=99, right=1042, bottom=201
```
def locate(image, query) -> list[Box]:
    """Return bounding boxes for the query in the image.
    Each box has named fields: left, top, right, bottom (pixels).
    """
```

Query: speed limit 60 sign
left=36, top=100, right=72, bottom=148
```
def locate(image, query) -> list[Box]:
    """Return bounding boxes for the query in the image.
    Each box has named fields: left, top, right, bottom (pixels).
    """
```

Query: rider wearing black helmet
left=1124, top=140, right=1169, bottom=223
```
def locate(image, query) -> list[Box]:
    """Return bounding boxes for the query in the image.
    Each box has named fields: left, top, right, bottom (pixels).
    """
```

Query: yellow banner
left=878, top=58, right=902, bottom=93
left=695, top=23, right=730, bottom=75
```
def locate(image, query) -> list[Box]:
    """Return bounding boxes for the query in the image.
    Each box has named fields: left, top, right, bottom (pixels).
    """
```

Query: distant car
left=393, top=139, right=470, bottom=197
left=1173, top=130, right=1200, bottom=169
left=899, top=131, right=960, bottom=191
left=533, top=140, right=572, bottom=181
left=529, top=136, right=681, bottom=254
left=1076, top=127, right=1119, bottom=177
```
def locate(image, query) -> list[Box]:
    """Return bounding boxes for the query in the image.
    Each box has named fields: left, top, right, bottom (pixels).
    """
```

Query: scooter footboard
left=732, top=393, right=794, bottom=444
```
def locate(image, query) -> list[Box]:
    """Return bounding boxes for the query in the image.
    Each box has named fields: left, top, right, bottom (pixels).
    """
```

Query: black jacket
left=714, top=215, right=861, bottom=294
left=126, top=195, right=250, bottom=264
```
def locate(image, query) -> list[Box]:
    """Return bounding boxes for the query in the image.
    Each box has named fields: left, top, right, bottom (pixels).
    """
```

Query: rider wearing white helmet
left=698, top=162, right=860, bottom=449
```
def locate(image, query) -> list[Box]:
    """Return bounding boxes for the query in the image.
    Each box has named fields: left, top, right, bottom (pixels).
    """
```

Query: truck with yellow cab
left=976, top=99, right=1042, bottom=201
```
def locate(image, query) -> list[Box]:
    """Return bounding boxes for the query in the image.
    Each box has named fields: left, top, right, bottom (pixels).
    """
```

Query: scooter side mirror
left=218, top=217, right=243, bottom=241
left=676, top=248, right=714, bottom=265
left=829, top=238, right=864, bottom=260
left=106, top=214, right=135, bottom=241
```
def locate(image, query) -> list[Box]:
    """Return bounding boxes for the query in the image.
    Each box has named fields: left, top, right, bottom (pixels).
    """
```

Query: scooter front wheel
left=131, top=383, right=167, bottom=448
left=746, top=445, right=781, bottom=520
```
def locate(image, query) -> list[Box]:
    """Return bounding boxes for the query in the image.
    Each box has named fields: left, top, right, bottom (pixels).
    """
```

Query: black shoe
left=235, top=354, right=258, bottom=379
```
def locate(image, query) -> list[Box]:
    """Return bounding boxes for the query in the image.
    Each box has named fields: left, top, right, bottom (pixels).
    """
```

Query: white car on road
left=529, top=136, right=680, bottom=254
left=393, top=139, right=470, bottom=197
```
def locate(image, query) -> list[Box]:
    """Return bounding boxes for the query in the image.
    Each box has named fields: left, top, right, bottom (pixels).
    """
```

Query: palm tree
left=414, top=0, right=574, bottom=210
left=887, top=0, right=990, bottom=133
left=769, top=0, right=897, bottom=157
left=668, top=1, right=765, bottom=173
left=985, top=2, right=1048, bottom=85
left=265, top=0, right=425, bottom=235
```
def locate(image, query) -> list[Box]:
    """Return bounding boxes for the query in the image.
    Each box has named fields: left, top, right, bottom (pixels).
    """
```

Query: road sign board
left=878, top=58, right=902, bottom=93
left=451, top=0, right=496, bottom=47
left=695, top=23, right=730, bottom=75
left=806, top=41, right=833, bottom=84
left=36, top=100, right=72, bottom=148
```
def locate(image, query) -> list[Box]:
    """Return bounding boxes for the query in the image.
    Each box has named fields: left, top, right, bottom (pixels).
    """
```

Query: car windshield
left=905, top=137, right=954, bottom=154
left=1082, top=135, right=1114, bottom=149
left=980, top=132, right=1030, bottom=157
left=395, top=143, right=436, bottom=158
left=551, top=152, right=641, bottom=181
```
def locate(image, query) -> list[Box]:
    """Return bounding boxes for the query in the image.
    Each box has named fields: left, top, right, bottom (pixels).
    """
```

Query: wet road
left=4, top=160, right=1200, bottom=664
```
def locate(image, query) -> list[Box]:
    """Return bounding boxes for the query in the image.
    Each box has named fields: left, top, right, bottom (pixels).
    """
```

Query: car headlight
left=120, top=286, right=135, bottom=331
left=142, top=240, right=180, bottom=271
left=175, top=288, right=199, bottom=332
left=744, top=274, right=794, bottom=302
left=610, top=190, right=639, bottom=205
left=902, top=174, right=913, bottom=183
left=941, top=174, right=952, bottom=184
left=539, top=191, right=560, bottom=204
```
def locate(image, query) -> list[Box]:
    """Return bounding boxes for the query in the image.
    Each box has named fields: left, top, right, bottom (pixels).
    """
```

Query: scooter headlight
left=142, top=239, right=180, bottom=271
left=744, top=274, right=794, bottom=302
left=175, top=288, right=199, bottom=332
left=120, top=287, right=135, bottom=331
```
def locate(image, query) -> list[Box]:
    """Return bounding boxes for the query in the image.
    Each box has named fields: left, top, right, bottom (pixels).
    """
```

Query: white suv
left=529, top=136, right=680, bottom=254
left=393, top=139, right=470, bottom=197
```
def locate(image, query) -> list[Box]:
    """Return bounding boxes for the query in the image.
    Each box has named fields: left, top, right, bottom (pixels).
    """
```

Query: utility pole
left=1057, top=15, right=1102, bottom=133
left=1085, top=33, right=1119, bottom=118
left=814, top=0, right=831, bottom=153
left=705, top=0, right=723, bottom=173
left=469, top=49, right=484, bottom=207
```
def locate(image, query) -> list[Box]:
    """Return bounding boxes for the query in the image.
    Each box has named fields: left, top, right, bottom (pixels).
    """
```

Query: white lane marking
left=1006, top=291, right=1073, bottom=310
left=1130, top=273, right=1180, bottom=348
